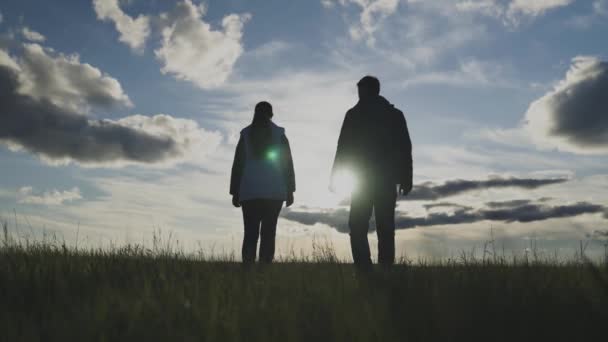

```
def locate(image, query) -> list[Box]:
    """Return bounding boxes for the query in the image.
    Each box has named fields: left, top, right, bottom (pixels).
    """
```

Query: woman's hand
left=232, top=195, right=241, bottom=208
left=399, top=182, right=412, bottom=196
left=286, top=192, right=294, bottom=207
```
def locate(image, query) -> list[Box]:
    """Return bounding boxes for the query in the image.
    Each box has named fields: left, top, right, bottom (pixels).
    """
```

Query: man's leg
left=349, top=191, right=374, bottom=268
left=374, top=184, right=397, bottom=266
left=241, top=200, right=262, bottom=264
left=259, top=200, right=283, bottom=263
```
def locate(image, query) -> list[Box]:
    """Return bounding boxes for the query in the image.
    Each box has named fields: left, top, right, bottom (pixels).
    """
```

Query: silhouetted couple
left=230, top=76, right=413, bottom=268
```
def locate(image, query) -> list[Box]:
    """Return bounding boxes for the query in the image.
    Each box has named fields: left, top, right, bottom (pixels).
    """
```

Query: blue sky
left=1, top=0, right=607, bottom=259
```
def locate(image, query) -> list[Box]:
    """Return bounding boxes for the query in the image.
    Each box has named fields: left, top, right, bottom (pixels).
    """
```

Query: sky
left=1, top=0, right=607, bottom=260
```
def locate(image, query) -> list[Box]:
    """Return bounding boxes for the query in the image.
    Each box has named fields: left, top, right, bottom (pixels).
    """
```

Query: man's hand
left=286, top=192, right=294, bottom=207
left=399, top=182, right=412, bottom=196
left=232, top=195, right=241, bottom=208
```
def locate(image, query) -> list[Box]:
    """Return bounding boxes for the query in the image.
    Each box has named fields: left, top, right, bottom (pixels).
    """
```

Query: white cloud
left=454, top=0, right=574, bottom=26
left=114, top=114, right=223, bottom=166
left=594, top=0, right=608, bottom=16
left=524, top=56, right=608, bottom=154
left=566, top=0, right=608, bottom=29
left=154, top=0, right=250, bottom=89
left=93, top=0, right=150, bottom=52
left=323, top=0, right=399, bottom=46
left=456, top=0, right=503, bottom=18
left=321, top=0, right=336, bottom=8
left=0, top=44, right=222, bottom=167
left=1, top=43, right=132, bottom=113
left=351, top=0, right=399, bottom=45
left=471, top=127, right=534, bottom=149
left=324, top=0, right=575, bottom=42
left=20, top=27, right=46, bottom=42
left=402, top=59, right=512, bottom=88
left=475, top=56, right=608, bottom=156
left=322, top=1, right=491, bottom=72
left=247, top=40, right=291, bottom=59
left=0, top=49, right=19, bottom=70
left=17, top=186, right=82, bottom=205
left=91, top=1, right=250, bottom=88
left=507, top=0, right=573, bottom=17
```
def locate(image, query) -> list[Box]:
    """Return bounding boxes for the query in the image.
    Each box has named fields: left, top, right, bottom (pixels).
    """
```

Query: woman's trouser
left=241, top=199, right=284, bottom=263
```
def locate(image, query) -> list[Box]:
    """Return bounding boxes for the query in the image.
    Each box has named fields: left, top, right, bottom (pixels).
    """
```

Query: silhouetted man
left=331, top=76, right=412, bottom=269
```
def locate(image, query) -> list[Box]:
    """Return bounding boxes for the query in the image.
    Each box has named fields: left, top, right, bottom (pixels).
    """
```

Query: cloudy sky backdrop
left=1, top=0, right=607, bottom=260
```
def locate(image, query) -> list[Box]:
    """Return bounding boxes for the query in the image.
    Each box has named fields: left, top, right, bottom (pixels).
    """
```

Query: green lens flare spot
left=266, top=149, right=278, bottom=161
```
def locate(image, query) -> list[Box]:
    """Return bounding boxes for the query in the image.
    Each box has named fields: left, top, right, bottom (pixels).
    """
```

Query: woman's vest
left=239, top=123, right=287, bottom=201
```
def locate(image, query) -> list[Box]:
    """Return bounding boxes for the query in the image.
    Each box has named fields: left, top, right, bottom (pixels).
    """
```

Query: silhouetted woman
left=230, top=101, right=295, bottom=264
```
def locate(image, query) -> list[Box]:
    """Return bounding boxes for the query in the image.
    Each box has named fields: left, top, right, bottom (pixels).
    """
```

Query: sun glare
left=332, top=169, right=358, bottom=197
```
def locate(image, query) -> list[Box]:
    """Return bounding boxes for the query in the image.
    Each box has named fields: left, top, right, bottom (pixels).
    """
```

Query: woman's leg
left=241, top=200, right=262, bottom=263
left=259, top=200, right=284, bottom=263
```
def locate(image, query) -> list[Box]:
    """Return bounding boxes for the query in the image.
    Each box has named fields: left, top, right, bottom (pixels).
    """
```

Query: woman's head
left=254, top=101, right=273, bottom=120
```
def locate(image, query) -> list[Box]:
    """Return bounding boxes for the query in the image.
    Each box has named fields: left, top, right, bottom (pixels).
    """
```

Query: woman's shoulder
left=240, top=123, right=284, bottom=134
left=270, top=122, right=285, bottom=135
left=240, top=125, right=253, bottom=135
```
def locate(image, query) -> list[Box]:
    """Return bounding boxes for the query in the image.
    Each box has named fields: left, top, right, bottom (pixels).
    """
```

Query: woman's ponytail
left=250, top=101, right=274, bottom=159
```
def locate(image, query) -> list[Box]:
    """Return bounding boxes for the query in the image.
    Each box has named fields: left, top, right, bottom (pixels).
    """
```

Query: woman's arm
left=281, top=135, right=296, bottom=194
left=230, top=136, right=245, bottom=197
left=281, top=135, right=295, bottom=207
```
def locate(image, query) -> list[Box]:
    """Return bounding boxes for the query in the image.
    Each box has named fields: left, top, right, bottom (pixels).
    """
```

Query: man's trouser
left=349, top=182, right=397, bottom=268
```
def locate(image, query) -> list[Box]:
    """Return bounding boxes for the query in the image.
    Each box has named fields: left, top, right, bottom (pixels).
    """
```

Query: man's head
left=357, top=75, right=380, bottom=100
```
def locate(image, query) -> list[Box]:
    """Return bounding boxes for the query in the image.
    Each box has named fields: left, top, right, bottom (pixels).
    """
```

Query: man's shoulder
left=345, top=97, right=404, bottom=118
left=384, top=101, right=405, bottom=120
left=377, top=96, right=402, bottom=113
left=392, top=106, right=404, bottom=118
left=346, top=104, right=358, bottom=115
left=271, top=122, right=286, bottom=136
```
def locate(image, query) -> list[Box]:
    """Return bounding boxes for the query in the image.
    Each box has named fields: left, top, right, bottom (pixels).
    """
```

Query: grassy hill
left=1, top=233, right=608, bottom=341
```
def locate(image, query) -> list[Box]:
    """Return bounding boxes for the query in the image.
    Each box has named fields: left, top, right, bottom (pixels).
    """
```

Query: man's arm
left=396, top=111, right=413, bottom=194
left=331, top=111, right=354, bottom=179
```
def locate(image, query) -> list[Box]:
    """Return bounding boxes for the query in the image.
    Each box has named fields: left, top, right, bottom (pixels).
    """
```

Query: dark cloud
left=485, top=197, right=552, bottom=208
left=282, top=208, right=350, bottom=233
left=405, top=177, right=568, bottom=201
left=587, top=230, right=608, bottom=241
left=480, top=202, right=604, bottom=223
left=525, top=56, right=608, bottom=153
left=0, top=65, right=203, bottom=165
left=485, top=199, right=532, bottom=208
left=423, top=202, right=473, bottom=211
left=337, top=178, right=566, bottom=207
left=10, top=43, right=132, bottom=112
left=282, top=200, right=606, bottom=233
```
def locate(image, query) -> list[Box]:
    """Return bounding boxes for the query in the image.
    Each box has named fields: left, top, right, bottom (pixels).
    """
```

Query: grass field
left=1, top=226, right=608, bottom=342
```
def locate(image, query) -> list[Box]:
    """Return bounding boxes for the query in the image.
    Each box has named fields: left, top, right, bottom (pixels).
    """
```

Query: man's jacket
left=332, top=95, right=412, bottom=187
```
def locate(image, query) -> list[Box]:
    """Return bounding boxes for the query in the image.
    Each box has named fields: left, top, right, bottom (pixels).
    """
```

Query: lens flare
left=266, top=149, right=278, bottom=161
left=332, top=169, right=358, bottom=196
